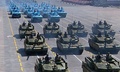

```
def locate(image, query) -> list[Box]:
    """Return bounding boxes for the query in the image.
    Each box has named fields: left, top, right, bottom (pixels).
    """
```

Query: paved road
left=1, top=0, right=120, bottom=72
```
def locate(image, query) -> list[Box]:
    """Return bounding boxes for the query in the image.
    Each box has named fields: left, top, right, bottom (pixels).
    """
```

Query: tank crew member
left=57, top=7, right=61, bottom=11
left=78, top=21, right=81, bottom=26
left=25, top=36, right=29, bottom=44
left=53, top=22, right=57, bottom=26
left=22, top=21, right=26, bottom=26
left=46, top=22, right=52, bottom=29
left=28, top=22, right=34, bottom=30
left=36, top=32, right=40, bottom=39
left=104, top=20, right=108, bottom=26
left=28, top=22, right=32, bottom=26
left=78, top=21, right=84, bottom=28
left=73, top=21, right=76, bottom=26
left=64, top=32, right=67, bottom=38
left=45, top=54, right=50, bottom=63
left=55, top=53, right=61, bottom=62
left=95, top=52, right=102, bottom=62
left=99, top=21, right=102, bottom=25
left=106, top=52, right=113, bottom=62
left=20, top=21, right=26, bottom=30
left=48, top=22, right=51, bottom=26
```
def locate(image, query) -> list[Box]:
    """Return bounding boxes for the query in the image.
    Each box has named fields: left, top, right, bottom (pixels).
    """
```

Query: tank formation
left=8, top=1, right=120, bottom=72
left=19, top=2, right=67, bottom=23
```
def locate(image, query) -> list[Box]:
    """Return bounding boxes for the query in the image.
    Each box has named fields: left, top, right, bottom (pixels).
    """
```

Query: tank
left=92, top=20, right=115, bottom=36
left=88, top=32, right=119, bottom=51
left=41, top=8, right=50, bottom=18
left=57, top=7, right=67, bottom=18
left=24, top=33, right=48, bottom=55
left=31, top=10, right=43, bottom=23
left=11, top=7, right=21, bottom=18
left=67, top=21, right=88, bottom=37
left=9, top=4, right=17, bottom=15
left=51, top=5, right=57, bottom=11
left=56, top=32, right=84, bottom=54
left=48, top=11, right=60, bottom=23
left=23, top=5, right=30, bottom=15
left=19, top=22, right=36, bottom=38
left=34, top=54, right=69, bottom=72
left=26, top=7, right=33, bottom=18
left=82, top=52, right=120, bottom=72
left=43, top=22, right=62, bottom=38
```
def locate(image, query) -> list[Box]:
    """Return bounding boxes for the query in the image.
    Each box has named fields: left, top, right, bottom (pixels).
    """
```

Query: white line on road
left=38, top=23, right=43, bottom=28
left=17, top=19, right=21, bottom=24
left=73, top=54, right=82, bottom=63
left=7, top=35, right=13, bottom=37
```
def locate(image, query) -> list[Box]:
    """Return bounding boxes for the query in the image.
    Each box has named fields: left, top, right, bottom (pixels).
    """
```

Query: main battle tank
left=56, top=32, right=84, bottom=54
left=9, top=4, right=17, bottom=14
left=24, top=33, right=48, bottom=55
left=67, top=21, right=88, bottom=37
left=34, top=54, right=69, bottom=72
left=57, top=7, right=67, bottom=18
left=88, top=32, right=119, bottom=51
left=43, top=22, right=62, bottom=38
left=19, top=22, right=36, bottom=38
left=92, top=20, right=115, bottom=36
left=26, top=7, right=33, bottom=18
left=41, top=8, right=50, bottom=18
left=31, top=10, right=43, bottom=23
left=48, top=10, right=60, bottom=23
left=11, top=7, right=21, bottom=18
left=82, top=52, right=120, bottom=72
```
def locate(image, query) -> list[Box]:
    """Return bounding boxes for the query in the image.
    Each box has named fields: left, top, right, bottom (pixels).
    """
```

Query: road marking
left=73, top=54, right=82, bottom=63
left=7, top=35, right=13, bottom=37
left=7, top=11, right=24, bottom=72
left=17, top=19, right=21, bottom=24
